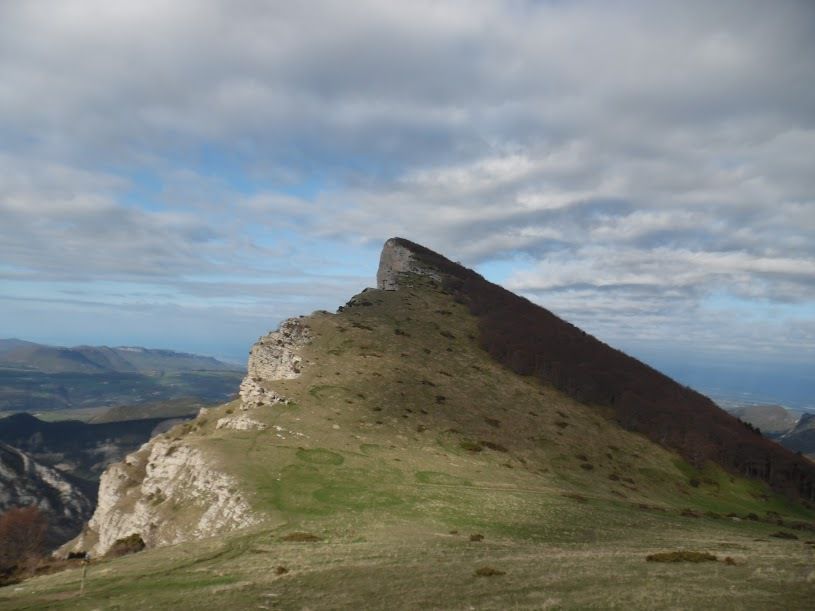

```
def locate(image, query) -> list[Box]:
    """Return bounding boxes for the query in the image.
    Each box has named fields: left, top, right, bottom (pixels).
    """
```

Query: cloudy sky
left=1, top=1, right=813, bottom=404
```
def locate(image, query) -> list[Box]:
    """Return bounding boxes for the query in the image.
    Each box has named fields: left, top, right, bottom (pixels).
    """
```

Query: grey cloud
left=0, top=0, right=813, bottom=363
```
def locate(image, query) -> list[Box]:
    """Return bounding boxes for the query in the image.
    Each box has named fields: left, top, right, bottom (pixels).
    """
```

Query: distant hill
left=0, top=340, right=244, bottom=413
left=0, top=340, right=242, bottom=375
left=729, top=404, right=801, bottom=438
left=0, top=412, right=188, bottom=484
left=778, top=413, right=815, bottom=458
left=727, top=404, right=815, bottom=461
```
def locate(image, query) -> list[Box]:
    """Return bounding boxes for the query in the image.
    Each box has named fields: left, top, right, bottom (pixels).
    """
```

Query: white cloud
left=0, top=0, right=813, bottom=367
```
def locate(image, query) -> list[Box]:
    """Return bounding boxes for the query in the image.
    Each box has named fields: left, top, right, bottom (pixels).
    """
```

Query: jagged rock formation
left=245, top=317, right=311, bottom=382
left=237, top=317, right=311, bottom=411
left=377, top=237, right=442, bottom=290
left=0, top=443, right=93, bottom=547
left=63, top=316, right=313, bottom=557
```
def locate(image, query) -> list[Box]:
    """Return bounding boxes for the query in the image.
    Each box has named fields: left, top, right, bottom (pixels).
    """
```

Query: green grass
left=3, top=513, right=815, bottom=610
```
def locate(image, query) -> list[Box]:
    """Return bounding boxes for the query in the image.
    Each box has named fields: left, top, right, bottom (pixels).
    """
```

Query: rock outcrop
left=245, top=317, right=310, bottom=382
left=0, top=443, right=93, bottom=547
left=238, top=317, right=311, bottom=410
left=63, top=317, right=313, bottom=557
left=377, top=237, right=441, bottom=290
left=61, top=435, right=259, bottom=558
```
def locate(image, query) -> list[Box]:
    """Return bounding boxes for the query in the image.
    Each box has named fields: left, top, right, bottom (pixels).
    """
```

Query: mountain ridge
left=0, top=340, right=242, bottom=375
left=381, top=237, right=815, bottom=498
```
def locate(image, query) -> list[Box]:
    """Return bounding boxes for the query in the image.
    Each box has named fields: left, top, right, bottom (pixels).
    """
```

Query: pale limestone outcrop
left=376, top=238, right=441, bottom=290
left=239, top=316, right=311, bottom=409
left=246, top=317, right=310, bottom=381
left=238, top=377, right=289, bottom=410
left=216, top=414, right=267, bottom=431
left=62, top=317, right=314, bottom=557
left=62, top=435, right=259, bottom=557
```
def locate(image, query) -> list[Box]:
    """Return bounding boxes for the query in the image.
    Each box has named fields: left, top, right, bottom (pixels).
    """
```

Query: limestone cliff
left=62, top=317, right=312, bottom=557
left=62, top=435, right=259, bottom=557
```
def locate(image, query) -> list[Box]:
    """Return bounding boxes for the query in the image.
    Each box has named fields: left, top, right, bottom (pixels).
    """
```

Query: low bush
left=459, top=440, right=483, bottom=452
left=769, top=531, right=798, bottom=540
left=106, top=533, right=146, bottom=558
left=475, top=566, right=505, bottom=577
left=646, top=551, right=717, bottom=563
left=281, top=532, right=322, bottom=542
left=480, top=440, right=508, bottom=452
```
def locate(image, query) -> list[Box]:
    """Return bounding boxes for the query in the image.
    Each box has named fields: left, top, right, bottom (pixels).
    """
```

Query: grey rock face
left=61, top=434, right=259, bottom=558
left=238, top=317, right=311, bottom=410
left=376, top=238, right=441, bottom=290
left=0, top=442, right=94, bottom=548
left=245, top=318, right=310, bottom=381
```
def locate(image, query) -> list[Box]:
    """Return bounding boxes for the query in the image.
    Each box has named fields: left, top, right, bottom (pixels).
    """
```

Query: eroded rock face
left=376, top=237, right=441, bottom=290
left=246, top=317, right=311, bottom=381
left=239, top=317, right=311, bottom=409
left=62, top=435, right=259, bottom=557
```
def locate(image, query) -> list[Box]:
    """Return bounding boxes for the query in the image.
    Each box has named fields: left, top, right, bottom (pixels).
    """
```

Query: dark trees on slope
left=394, top=238, right=815, bottom=500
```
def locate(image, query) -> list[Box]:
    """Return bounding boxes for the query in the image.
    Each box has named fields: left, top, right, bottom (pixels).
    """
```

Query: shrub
left=281, top=532, right=322, bottom=542
left=475, top=566, right=505, bottom=577
left=459, top=440, right=483, bottom=452
left=646, top=551, right=717, bottom=563
left=106, top=533, right=146, bottom=558
left=769, top=531, right=798, bottom=540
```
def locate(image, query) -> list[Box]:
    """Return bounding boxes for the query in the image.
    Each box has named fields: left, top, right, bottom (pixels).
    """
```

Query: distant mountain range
left=0, top=411, right=183, bottom=483
left=728, top=404, right=815, bottom=460
left=0, top=339, right=242, bottom=375
left=0, top=339, right=244, bottom=413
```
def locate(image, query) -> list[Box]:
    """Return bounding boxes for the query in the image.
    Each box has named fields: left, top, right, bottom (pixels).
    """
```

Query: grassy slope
left=4, top=278, right=814, bottom=609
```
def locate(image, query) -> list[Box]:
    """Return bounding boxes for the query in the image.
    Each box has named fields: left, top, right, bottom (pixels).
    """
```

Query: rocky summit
left=11, top=238, right=814, bottom=609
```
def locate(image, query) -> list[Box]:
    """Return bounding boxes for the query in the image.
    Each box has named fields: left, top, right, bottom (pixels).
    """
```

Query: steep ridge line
left=380, top=237, right=815, bottom=499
